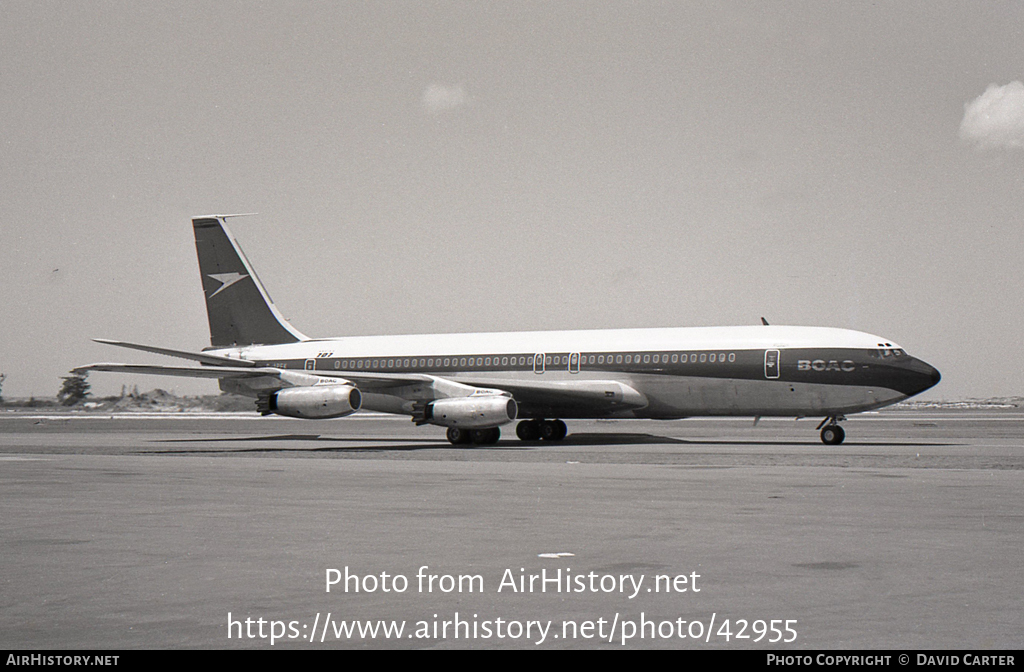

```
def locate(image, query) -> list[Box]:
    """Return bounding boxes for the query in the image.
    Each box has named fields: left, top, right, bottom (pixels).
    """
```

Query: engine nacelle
left=426, top=395, right=517, bottom=429
left=266, top=385, right=362, bottom=419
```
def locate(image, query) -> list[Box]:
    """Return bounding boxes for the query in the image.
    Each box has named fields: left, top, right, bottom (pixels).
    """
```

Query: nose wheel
left=817, top=416, right=846, bottom=445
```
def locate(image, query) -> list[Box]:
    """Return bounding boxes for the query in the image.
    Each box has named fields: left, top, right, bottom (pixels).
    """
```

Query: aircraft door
left=764, top=350, right=780, bottom=379
left=305, top=359, right=316, bottom=371
left=569, top=352, right=581, bottom=374
left=533, top=353, right=545, bottom=374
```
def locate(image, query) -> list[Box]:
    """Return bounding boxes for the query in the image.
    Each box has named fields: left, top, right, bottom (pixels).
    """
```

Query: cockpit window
left=875, top=343, right=904, bottom=358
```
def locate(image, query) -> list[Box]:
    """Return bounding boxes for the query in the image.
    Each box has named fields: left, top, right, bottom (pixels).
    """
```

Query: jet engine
left=262, top=385, right=362, bottom=419
left=425, top=395, right=517, bottom=429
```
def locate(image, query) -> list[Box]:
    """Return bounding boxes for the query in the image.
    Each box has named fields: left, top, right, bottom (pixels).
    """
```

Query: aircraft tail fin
left=192, top=216, right=309, bottom=347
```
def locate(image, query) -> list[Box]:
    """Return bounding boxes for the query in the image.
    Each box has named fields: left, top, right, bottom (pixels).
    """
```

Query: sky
left=1, top=1, right=1022, bottom=400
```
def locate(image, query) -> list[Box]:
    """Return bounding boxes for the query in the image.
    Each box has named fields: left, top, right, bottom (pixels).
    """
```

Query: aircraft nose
left=906, top=357, right=941, bottom=396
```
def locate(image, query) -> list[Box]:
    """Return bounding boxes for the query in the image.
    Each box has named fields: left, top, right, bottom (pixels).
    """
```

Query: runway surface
left=1, top=409, right=1021, bottom=649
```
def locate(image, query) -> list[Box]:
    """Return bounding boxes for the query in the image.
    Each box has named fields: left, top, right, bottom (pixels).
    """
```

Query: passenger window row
left=318, top=352, right=739, bottom=370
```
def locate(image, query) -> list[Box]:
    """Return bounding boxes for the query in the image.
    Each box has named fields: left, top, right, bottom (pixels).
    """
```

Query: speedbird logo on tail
left=207, top=272, right=249, bottom=297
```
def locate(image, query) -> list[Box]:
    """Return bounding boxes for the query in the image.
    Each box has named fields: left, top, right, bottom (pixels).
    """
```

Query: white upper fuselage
left=218, top=325, right=899, bottom=361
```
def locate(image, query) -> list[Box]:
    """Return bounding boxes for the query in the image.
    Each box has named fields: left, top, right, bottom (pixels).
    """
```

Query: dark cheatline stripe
left=253, top=348, right=936, bottom=396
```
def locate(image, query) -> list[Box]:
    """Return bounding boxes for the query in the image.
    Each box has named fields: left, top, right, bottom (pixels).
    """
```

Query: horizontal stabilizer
left=93, top=339, right=259, bottom=367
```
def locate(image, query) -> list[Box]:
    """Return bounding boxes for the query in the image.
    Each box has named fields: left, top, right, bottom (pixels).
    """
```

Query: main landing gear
left=817, top=416, right=846, bottom=445
left=444, top=419, right=569, bottom=446
left=446, top=426, right=501, bottom=446
left=515, top=419, right=567, bottom=442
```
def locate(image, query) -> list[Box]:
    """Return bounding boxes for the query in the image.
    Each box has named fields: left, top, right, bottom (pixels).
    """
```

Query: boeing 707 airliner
left=76, top=216, right=941, bottom=445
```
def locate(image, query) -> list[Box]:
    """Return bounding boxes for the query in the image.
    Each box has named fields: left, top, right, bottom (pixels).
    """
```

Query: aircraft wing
left=76, top=360, right=647, bottom=413
left=283, top=373, right=649, bottom=408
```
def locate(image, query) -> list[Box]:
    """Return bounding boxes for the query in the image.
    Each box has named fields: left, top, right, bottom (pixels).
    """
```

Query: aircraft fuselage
left=213, top=325, right=940, bottom=420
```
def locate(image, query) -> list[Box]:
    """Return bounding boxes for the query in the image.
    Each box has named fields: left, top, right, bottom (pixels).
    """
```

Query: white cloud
left=422, top=84, right=470, bottom=114
left=959, top=81, right=1024, bottom=149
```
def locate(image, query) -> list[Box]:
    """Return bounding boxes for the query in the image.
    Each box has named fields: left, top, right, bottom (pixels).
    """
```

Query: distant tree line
left=0, top=371, right=90, bottom=407
left=0, top=372, right=249, bottom=411
left=57, top=372, right=91, bottom=406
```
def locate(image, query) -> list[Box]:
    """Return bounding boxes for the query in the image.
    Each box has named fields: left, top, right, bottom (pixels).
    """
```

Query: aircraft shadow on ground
left=147, top=432, right=955, bottom=454
left=560, top=433, right=952, bottom=447
left=150, top=434, right=448, bottom=454
left=155, top=434, right=439, bottom=444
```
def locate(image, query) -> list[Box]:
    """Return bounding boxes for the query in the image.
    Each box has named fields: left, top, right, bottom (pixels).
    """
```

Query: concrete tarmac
left=1, top=409, right=1021, bottom=649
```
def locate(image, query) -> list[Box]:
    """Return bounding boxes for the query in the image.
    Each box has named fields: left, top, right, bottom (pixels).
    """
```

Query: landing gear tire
left=516, top=420, right=541, bottom=441
left=446, top=427, right=472, bottom=445
left=540, top=419, right=567, bottom=441
left=820, top=425, right=845, bottom=445
left=470, top=427, right=501, bottom=445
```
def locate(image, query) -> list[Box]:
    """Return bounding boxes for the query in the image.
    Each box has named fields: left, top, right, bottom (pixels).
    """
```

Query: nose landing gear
left=817, top=416, right=846, bottom=445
